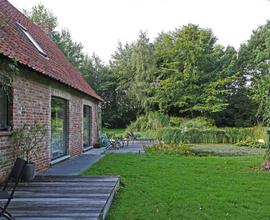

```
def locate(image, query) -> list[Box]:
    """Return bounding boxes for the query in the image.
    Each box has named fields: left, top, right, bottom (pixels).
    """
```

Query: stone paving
left=39, top=141, right=152, bottom=176
left=106, top=141, right=148, bottom=154
left=39, top=153, right=103, bottom=176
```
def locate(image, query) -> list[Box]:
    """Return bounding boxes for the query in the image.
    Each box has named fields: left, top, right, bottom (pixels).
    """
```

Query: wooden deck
left=2, top=176, right=120, bottom=220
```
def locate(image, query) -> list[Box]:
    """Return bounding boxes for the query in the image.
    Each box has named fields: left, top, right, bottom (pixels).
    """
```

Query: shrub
left=250, top=124, right=268, bottom=142
left=180, top=117, right=215, bottom=129
left=224, top=127, right=254, bottom=143
left=152, top=127, right=229, bottom=144
left=127, top=115, right=148, bottom=131
left=127, top=113, right=214, bottom=132
left=126, top=113, right=267, bottom=145
left=127, top=112, right=170, bottom=131
left=11, top=122, right=47, bottom=163
left=143, top=127, right=264, bottom=144
left=144, top=142, right=191, bottom=155
left=169, top=117, right=187, bottom=127
left=147, top=112, right=170, bottom=130
left=236, top=139, right=267, bottom=148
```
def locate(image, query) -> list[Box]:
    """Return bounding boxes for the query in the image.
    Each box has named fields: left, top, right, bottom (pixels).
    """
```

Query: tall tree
left=111, top=32, right=158, bottom=114
left=153, top=24, right=238, bottom=117
left=239, top=21, right=270, bottom=124
left=24, top=3, right=264, bottom=128
left=23, top=4, right=57, bottom=30
left=110, top=42, right=142, bottom=126
left=53, top=29, right=84, bottom=68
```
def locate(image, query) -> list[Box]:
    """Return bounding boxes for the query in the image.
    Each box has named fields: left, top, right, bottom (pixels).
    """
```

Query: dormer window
left=16, top=22, right=48, bottom=58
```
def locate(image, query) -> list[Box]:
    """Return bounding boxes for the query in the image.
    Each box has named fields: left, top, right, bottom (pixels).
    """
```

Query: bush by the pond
left=126, top=112, right=267, bottom=144
left=127, top=112, right=214, bottom=131
left=144, top=142, right=192, bottom=155
left=142, top=126, right=267, bottom=144
left=127, top=112, right=170, bottom=131
left=176, top=117, right=215, bottom=129
left=236, top=139, right=267, bottom=148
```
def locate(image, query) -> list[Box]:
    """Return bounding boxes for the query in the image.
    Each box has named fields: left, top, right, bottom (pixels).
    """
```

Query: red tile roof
left=0, top=0, right=102, bottom=101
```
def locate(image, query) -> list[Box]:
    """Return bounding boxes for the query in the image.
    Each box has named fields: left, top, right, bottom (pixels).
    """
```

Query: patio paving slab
left=39, top=141, right=152, bottom=177
left=106, top=140, right=155, bottom=154
left=39, top=154, right=103, bottom=176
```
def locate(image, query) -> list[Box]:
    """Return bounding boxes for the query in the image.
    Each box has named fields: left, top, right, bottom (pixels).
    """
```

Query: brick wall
left=0, top=134, right=12, bottom=181
left=12, top=74, right=51, bottom=172
left=0, top=63, right=100, bottom=181
left=70, top=97, right=83, bottom=157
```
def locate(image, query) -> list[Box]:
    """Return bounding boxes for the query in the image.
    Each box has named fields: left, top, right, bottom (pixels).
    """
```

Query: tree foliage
left=239, top=21, right=270, bottom=125
left=25, top=4, right=269, bottom=128
left=152, top=25, right=238, bottom=116
left=23, top=4, right=57, bottom=30
left=53, top=29, right=85, bottom=68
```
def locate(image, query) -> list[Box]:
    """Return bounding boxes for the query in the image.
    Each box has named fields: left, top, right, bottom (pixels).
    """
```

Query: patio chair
left=99, top=133, right=126, bottom=149
left=127, top=131, right=154, bottom=143
left=110, top=137, right=126, bottom=149
left=0, top=158, right=27, bottom=220
left=99, top=132, right=111, bottom=148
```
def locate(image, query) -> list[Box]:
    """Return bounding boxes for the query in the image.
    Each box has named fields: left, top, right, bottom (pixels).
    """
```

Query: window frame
left=0, top=88, right=9, bottom=131
left=83, top=105, right=92, bottom=148
left=16, top=22, right=48, bottom=59
left=50, top=96, right=69, bottom=160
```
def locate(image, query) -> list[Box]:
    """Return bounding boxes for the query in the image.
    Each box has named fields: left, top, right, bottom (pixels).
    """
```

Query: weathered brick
left=0, top=66, right=100, bottom=181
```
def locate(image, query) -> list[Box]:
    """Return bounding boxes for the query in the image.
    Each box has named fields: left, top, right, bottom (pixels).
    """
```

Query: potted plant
left=94, top=139, right=101, bottom=148
left=11, top=121, right=47, bottom=181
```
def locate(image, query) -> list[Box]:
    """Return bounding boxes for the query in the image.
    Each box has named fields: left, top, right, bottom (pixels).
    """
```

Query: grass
left=82, top=153, right=270, bottom=220
left=102, top=128, right=125, bottom=138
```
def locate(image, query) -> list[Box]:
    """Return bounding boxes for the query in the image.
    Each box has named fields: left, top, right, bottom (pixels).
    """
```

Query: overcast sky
left=9, top=0, right=270, bottom=63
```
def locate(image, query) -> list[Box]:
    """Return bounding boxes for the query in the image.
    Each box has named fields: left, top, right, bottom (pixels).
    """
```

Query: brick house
left=0, top=0, right=102, bottom=179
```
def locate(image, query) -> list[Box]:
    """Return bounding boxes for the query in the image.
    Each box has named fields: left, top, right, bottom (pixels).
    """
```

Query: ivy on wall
left=0, top=59, right=19, bottom=100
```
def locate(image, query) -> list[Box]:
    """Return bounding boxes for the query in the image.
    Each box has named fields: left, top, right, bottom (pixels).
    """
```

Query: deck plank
left=2, top=176, right=120, bottom=220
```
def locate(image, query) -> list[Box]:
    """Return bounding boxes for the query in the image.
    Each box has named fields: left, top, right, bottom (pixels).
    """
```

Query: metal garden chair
left=99, top=133, right=125, bottom=149
left=0, top=158, right=27, bottom=220
left=127, top=131, right=154, bottom=144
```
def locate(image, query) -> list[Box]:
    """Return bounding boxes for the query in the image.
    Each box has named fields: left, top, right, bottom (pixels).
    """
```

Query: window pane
left=0, top=89, right=7, bottom=130
left=51, top=97, right=68, bottom=160
left=83, top=106, right=91, bottom=147
left=16, top=22, right=48, bottom=58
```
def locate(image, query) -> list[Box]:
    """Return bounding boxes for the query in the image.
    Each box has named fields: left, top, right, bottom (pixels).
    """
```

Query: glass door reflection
left=51, top=97, right=68, bottom=160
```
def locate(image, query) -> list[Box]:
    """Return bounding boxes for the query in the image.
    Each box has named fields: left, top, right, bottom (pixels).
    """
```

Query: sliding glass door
left=83, top=105, right=92, bottom=148
left=51, top=97, right=68, bottom=160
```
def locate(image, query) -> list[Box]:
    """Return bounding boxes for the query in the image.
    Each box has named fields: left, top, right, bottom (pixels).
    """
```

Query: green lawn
left=102, top=128, right=126, bottom=138
left=82, top=153, right=270, bottom=220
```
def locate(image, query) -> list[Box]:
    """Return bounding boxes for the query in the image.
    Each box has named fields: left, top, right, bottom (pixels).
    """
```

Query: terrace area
left=4, top=175, right=120, bottom=220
